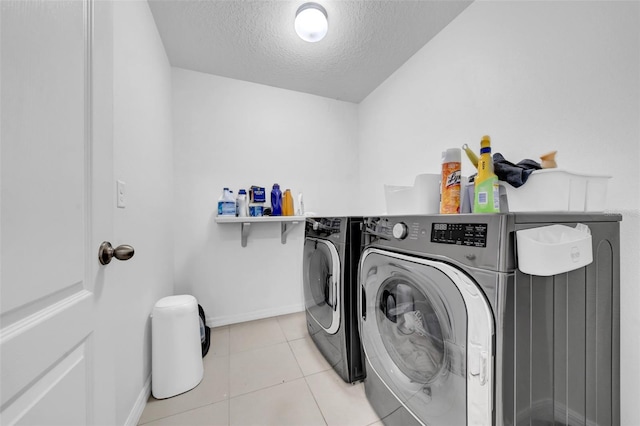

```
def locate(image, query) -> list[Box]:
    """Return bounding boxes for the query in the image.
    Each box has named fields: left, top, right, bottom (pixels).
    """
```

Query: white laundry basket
left=151, top=295, right=204, bottom=399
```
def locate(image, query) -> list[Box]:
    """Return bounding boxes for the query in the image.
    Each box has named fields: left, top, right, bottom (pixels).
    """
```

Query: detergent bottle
left=473, top=135, right=500, bottom=213
left=271, top=184, right=283, bottom=216
left=282, top=189, right=294, bottom=216
left=217, top=187, right=236, bottom=216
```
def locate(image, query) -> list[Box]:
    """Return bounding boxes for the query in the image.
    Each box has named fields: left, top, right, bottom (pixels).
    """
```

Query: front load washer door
left=304, top=237, right=341, bottom=334
left=359, top=248, right=494, bottom=426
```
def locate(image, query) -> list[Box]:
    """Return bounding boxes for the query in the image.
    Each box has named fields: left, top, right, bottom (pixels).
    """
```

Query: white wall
left=358, top=1, right=639, bottom=424
left=172, top=68, right=358, bottom=326
left=112, top=1, right=174, bottom=424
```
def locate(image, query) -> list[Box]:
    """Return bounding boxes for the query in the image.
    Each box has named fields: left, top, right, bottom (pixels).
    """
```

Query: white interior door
left=1, top=1, right=116, bottom=424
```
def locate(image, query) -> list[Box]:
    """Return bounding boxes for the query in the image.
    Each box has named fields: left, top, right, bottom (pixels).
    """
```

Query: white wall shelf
left=215, top=216, right=305, bottom=247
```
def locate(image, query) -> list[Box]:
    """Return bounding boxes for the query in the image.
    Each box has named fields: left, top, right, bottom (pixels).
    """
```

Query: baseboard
left=125, top=374, right=151, bottom=426
left=206, top=303, right=304, bottom=327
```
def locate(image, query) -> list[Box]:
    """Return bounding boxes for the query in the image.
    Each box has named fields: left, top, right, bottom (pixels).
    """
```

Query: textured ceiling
left=148, top=0, right=473, bottom=103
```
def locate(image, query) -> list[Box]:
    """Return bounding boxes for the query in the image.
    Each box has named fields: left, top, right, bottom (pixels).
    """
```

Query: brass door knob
left=98, top=241, right=135, bottom=265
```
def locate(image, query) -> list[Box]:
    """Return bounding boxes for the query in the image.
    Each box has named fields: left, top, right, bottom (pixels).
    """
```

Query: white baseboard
left=206, top=303, right=304, bottom=327
left=125, top=374, right=151, bottom=426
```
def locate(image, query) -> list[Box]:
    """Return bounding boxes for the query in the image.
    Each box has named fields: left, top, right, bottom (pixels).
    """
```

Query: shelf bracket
left=216, top=217, right=304, bottom=247
left=240, top=222, right=251, bottom=247
left=281, top=221, right=301, bottom=244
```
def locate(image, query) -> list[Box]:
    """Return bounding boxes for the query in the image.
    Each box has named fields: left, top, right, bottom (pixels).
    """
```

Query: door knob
left=98, top=241, right=135, bottom=265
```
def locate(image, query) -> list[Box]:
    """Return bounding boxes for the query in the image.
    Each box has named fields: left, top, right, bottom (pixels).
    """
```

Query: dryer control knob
left=392, top=223, right=408, bottom=240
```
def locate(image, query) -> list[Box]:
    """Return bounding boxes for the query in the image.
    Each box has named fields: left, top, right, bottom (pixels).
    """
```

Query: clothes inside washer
left=378, top=310, right=445, bottom=383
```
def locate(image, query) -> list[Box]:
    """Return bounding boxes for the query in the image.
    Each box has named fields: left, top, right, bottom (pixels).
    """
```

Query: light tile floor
left=138, top=312, right=382, bottom=426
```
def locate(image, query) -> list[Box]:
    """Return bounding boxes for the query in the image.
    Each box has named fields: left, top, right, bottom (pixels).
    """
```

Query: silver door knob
left=98, top=241, right=135, bottom=265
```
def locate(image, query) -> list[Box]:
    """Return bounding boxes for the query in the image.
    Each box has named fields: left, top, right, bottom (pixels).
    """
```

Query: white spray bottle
left=297, top=192, right=305, bottom=216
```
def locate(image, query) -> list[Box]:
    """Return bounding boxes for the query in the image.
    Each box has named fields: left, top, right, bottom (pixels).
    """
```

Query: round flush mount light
left=295, top=3, right=328, bottom=43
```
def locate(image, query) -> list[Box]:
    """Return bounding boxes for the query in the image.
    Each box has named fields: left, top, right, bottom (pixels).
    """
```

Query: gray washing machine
left=359, top=213, right=620, bottom=425
left=303, top=217, right=365, bottom=383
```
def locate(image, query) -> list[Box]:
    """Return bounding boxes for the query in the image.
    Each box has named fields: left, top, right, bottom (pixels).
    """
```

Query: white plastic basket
left=516, top=224, right=593, bottom=276
left=384, top=174, right=441, bottom=214
left=504, top=169, right=610, bottom=212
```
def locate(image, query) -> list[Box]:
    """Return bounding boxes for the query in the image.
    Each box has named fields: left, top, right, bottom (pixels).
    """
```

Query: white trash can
left=151, top=295, right=204, bottom=399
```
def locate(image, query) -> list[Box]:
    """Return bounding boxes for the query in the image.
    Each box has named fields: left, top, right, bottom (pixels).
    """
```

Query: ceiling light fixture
left=295, top=3, right=328, bottom=43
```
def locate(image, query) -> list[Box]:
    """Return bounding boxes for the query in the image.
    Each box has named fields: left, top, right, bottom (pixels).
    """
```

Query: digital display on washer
left=430, top=223, right=488, bottom=247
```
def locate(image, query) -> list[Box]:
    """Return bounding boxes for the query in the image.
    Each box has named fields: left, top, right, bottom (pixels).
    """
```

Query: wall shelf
left=215, top=216, right=305, bottom=247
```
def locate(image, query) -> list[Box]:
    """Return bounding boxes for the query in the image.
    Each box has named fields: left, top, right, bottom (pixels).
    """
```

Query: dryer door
left=359, top=248, right=494, bottom=426
left=303, top=237, right=341, bottom=334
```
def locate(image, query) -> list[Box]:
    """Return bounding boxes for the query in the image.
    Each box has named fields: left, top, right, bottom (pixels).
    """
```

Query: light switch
left=117, top=180, right=126, bottom=208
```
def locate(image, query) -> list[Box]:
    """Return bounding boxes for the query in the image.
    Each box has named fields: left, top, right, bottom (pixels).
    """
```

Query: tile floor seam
left=229, top=374, right=304, bottom=399
left=302, top=368, right=330, bottom=380
left=138, top=400, right=210, bottom=425
left=137, top=354, right=230, bottom=425
left=226, top=350, right=231, bottom=402
left=145, top=402, right=220, bottom=425
left=303, top=375, right=329, bottom=426
left=225, top=347, right=231, bottom=425
left=276, top=318, right=307, bottom=342
left=275, top=317, right=288, bottom=339
left=228, top=338, right=288, bottom=355
left=228, top=376, right=307, bottom=402
left=287, top=339, right=305, bottom=376
left=229, top=340, right=304, bottom=398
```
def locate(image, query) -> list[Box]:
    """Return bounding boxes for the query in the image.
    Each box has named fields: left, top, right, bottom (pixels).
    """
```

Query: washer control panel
left=431, top=222, right=488, bottom=248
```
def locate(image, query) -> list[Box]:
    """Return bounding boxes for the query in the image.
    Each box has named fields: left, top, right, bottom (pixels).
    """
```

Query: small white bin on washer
left=152, top=295, right=204, bottom=399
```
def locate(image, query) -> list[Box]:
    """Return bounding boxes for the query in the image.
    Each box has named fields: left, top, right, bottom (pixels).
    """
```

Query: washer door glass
left=303, top=237, right=341, bottom=334
left=360, top=250, right=468, bottom=424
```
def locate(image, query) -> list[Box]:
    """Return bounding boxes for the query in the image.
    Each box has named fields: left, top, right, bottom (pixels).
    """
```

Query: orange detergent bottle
left=282, top=189, right=294, bottom=216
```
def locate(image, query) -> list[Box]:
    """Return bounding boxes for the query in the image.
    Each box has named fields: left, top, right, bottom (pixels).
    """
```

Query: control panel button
left=392, top=223, right=408, bottom=240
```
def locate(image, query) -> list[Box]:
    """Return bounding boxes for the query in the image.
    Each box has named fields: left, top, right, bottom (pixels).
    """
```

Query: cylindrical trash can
left=152, top=295, right=204, bottom=399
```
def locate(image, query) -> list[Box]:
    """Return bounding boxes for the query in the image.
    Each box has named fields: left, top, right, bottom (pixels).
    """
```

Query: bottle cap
left=480, top=135, right=491, bottom=148
left=238, top=189, right=246, bottom=194
left=442, top=148, right=461, bottom=163
left=273, top=183, right=280, bottom=189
